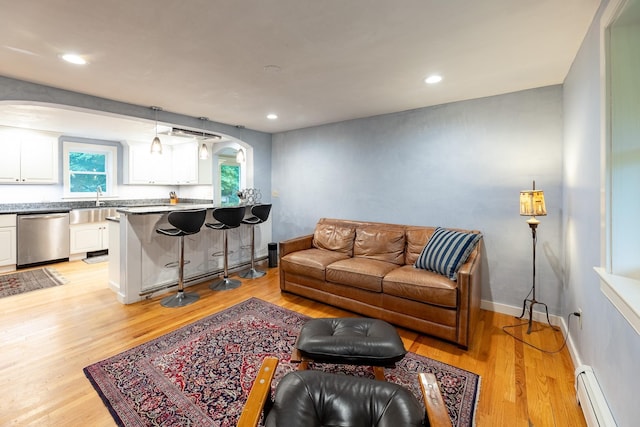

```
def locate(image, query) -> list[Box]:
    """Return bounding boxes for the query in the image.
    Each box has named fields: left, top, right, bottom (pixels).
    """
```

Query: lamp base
left=517, top=297, right=555, bottom=334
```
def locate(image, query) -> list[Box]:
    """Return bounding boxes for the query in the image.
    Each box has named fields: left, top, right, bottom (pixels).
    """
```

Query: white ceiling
left=0, top=0, right=600, bottom=137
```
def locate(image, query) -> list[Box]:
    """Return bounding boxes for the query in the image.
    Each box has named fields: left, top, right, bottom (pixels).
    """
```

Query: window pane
left=70, top=173, right=107, bottom=193
left=220, top=164, right=240, bottom=206
left=69, top=152, right=106, bottom=172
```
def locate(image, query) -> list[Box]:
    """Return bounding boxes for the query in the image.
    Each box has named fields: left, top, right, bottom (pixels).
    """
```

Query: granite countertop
left=0, top=198, right=213, bottom=215
left=116, top=203, right=215, bottom=215
left=9, top=208, right=72, bottom=215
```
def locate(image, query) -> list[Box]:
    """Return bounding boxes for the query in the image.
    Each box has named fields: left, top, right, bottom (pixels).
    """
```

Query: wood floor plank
left=0, top=260, right=586, bottom=426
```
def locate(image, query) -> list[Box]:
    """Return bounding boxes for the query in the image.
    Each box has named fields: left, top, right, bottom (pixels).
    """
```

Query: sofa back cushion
left=313, top=223, right=356, bottom=255
left=354, top=226, right=405, bottom=265
left=405, top=227, right=436, bottom=265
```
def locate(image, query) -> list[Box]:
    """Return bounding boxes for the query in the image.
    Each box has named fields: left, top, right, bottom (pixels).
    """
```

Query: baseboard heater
left=575, top=366, right=617, bottom=427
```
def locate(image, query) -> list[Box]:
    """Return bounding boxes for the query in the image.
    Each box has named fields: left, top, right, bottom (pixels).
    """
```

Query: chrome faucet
left=96, top=186, right=103, bottom=206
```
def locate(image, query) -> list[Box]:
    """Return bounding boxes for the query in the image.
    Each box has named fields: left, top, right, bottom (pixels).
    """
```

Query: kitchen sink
left=69, top=207, right=119, bottom=224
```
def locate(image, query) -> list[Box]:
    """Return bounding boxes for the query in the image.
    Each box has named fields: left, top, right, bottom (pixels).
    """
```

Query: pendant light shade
left=199, top=143, right=209, bottom=160
left=236, top=148, right=245, bottom=163
left=199, top=117, right=209, bottom=160
left=150, top=106, right=163, bottom=154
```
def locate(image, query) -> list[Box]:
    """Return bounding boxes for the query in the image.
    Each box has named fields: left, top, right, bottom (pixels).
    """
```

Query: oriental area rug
left=84, top=298, right=480, bottom=427
left=0, top=267, right=66, bottom=298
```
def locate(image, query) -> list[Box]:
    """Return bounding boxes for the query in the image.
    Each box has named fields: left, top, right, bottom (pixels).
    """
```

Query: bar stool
left=240, top=204, right=272, bottom=279
left=206, top=206, right=246, bottom=290
left=155, top=209, right=206, bottom=307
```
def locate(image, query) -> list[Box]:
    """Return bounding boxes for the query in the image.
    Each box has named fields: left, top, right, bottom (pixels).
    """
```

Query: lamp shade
left=150, top=136, right=163, bottom=154
left=520, top=190, right=546, bottom=217
left=199, top=143, right=209, bottom=159
left=236, top=148, right=245, bottom=163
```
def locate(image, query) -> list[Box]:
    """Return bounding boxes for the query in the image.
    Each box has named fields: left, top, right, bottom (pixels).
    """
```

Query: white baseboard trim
left=480, top=299, right=563, bottom=326
left=480, top=299, right=582, bottom=367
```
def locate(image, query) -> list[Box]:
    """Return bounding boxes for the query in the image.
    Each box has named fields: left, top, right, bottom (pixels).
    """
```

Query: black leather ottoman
left=293, top=317, right=407, bottom=380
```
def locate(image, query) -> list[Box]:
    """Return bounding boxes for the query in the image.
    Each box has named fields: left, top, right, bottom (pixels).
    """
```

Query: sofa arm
left=279, top=234, right=314, bottom=257
left=455, top=243, right=482, bottom=348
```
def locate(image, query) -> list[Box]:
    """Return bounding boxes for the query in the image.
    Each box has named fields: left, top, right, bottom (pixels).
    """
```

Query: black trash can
left=268, top=242, right=278, bottom=268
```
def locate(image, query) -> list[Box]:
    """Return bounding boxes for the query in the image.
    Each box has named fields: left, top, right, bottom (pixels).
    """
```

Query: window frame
left=217, top=155, right=241, bottom=206
left=597, top=0, right=640, bottom=335
left=62, top=141, right=118, bottom=198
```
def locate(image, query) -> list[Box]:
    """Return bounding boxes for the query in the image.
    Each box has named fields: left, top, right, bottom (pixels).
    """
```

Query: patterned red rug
left=84, top=298, right=480, bottom=426
left=0, top=267, right=66, bottom=298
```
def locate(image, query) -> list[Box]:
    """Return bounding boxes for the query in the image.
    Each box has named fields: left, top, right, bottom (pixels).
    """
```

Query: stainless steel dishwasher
left=17, top=212, right=70, bottom=268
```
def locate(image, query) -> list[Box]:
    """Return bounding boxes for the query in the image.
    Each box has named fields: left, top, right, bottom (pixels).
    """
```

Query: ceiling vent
left=162, top=126, right=222, bottom=140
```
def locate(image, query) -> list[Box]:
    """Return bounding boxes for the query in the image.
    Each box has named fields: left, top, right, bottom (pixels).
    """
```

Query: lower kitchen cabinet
left=70, top=222, right=109, bottom=254
left=0, top=214, right=17, bottom=270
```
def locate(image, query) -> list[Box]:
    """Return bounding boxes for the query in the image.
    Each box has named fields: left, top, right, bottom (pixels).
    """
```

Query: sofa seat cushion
left=326, top=258, right=399, bottom=292
left=382, top=265, right=458, bottom=308
left=281, top=248, right=351, bottom=281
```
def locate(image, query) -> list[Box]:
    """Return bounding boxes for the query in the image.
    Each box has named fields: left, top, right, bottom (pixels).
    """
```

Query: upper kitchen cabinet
left=123, top=141, right=173, bottom=185
left=0, top=130, right=59, bottom=184
left=123, top=140, right=202, bottom=185
left=171, top=142, right=198, bottom=185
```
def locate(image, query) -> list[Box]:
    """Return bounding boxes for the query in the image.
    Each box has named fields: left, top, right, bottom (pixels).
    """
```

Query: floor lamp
left=518, top=180, right=553, bottom=334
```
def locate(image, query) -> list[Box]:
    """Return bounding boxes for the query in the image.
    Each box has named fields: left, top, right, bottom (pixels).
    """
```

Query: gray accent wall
left=272, top=86, right=564, bottom=314
left=563, top=1, right=640, bottom=425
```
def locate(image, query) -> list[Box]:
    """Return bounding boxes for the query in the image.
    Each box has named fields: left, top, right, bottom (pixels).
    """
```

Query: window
left=211, top=142, right=251, bottom=206
left=63, top=141, right=117, bottom=197
left=219, top=158, right=240, bottom=206
left=597, top=0, right=640, bottom=335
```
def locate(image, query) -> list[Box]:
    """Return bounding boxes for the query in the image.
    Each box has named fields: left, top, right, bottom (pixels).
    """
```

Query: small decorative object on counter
left=169, top=191, right=178, bottom=205
left=237, top=188, right=262, bottom=205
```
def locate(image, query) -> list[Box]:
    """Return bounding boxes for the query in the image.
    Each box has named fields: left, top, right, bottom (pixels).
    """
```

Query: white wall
left=563, top=0, right=640, bottom=425
left=272, top=86, right=565, bottom=313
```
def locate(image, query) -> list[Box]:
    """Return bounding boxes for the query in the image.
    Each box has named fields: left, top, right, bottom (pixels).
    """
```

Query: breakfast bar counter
left=108, top=204, right=271, bottom=304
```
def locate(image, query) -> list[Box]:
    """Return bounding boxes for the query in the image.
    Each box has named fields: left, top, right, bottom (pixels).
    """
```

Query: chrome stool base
left=161, top=291, right=200, bottom=308
left=209, top=277, right=242, bottom=290
left=240, top=268, right=266, bottom=279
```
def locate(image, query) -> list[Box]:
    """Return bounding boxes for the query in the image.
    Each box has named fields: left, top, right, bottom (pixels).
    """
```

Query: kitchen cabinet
left=172, top=142, right=198, bottom=184
left=0, top=214, right=17, bottom=270
left=124, top=140, right=205, bottom=185
left=124, top=142, right=173, bottom=184
left=70, top=222, right=109, bottom=254
left=0, top=133, right=58, bottom=184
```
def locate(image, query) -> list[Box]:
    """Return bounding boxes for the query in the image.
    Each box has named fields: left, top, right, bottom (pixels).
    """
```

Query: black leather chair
left=155, top=209, right=206, bottom=307
left=240, top=204, right=272, bottom=279
left=238, top=357, right=452, bottom=427
left=206, top=206, right=246, bottom=290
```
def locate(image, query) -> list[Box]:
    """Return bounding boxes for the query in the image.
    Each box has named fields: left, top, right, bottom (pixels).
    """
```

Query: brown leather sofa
left=279, top=218, right=483, bottom=349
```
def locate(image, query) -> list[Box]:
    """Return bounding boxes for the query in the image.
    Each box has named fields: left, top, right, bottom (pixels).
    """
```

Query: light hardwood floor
left=0, top=260, right=585, bottom=426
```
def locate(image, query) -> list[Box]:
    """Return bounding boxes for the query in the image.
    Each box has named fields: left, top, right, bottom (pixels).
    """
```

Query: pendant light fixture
left=235, top=124, right=245, bottom=163
left=198, top=117, right=209, bottom=160
left=150, top=106, right=163, bottom=154
left=236, top=148, right=245, bottom=163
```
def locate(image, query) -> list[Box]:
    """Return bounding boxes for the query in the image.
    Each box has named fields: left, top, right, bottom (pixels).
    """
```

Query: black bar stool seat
left=155, top=209, right=206, bottom=307
left=206, top=206, right=246, bottom=290
left=240, top=204, right=272, bottom=279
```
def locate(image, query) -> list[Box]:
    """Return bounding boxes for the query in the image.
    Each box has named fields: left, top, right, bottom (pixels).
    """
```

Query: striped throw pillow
left=415, top=227, right=481, bottom=281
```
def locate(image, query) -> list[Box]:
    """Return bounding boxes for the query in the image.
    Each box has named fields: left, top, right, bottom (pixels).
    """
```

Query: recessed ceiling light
left=266, top=113, right=278, bottom=120
left=263, top=65, right=282, bottom=73
left=61, top=53, right=87, bottom=65
left=424, top=75, right=442, bottom=84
